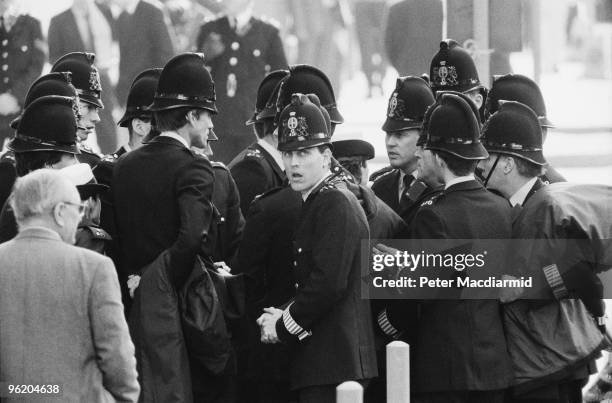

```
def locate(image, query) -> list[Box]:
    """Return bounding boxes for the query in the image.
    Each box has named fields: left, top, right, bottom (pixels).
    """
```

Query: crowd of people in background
left=1, top=0, right=612, bottom=403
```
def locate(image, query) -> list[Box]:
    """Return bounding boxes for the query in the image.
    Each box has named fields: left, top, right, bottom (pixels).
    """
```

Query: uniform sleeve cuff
left=378, top=309, right=400, bottom=338
left=277, top=303, right=311, bottom=342
left=542, top=264, right=569, bottom=300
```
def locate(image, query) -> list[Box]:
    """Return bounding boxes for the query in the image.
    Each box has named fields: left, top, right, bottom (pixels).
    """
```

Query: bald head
left=11, top=169, right=82, bottom=243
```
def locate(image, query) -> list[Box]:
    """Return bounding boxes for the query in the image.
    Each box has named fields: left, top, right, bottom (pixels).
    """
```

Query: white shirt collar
left=257, top=139, right=284, bottom=171
left=159, top=131, right=189, bottom=149
left=230, top=7, right=253, bottom=31
left=444, top=174, right=475, bottom=190
left=124, top=0, right=140, bottom=15
left=302, top=171, right=332, bottom=201
left=509, top=177, right=538, bottom=207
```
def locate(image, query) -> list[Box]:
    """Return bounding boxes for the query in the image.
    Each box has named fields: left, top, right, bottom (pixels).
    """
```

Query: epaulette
left=419, top=191, right=443, bottom=207
left=100, top=153, right=118, bottom=162
left=370, top=166, right=396, bottom=182
left=252, top=185, right=284, bottom=203
left=83, top=225, right=112, bottom=241
left=79, top=144, right=102, bottom=158
left=245, top=147, right=263, bottom=159
left=260, top=15, right=281, bottom=30
left=0, top=151, right=15, bottom=164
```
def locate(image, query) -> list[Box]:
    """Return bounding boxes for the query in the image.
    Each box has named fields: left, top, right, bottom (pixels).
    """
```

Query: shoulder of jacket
left=258, top=15, right=281, bottom=30
left=419, top=190, right=444, bottom=208
left=82, top=225, right=112, bottom=241
left=253, top=185, right=284, bottom=203
left=212, top=160, right=228, bottom=170
left=370, top=166, right=397, bottom=183
left=141, top=0, right=164, bottom=11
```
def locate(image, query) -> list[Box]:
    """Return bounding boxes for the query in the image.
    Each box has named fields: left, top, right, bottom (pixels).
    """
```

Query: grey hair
left=10, top=169, right=73, bottom=224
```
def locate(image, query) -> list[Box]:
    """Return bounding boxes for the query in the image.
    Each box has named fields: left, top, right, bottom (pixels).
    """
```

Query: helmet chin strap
left=480, top=154, right=501, bottom=187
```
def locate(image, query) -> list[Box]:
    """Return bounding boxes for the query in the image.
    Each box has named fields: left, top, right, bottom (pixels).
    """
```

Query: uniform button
left=293, top=261, right=297, bottom=267
left=294, top=283, right=299, bottom=289
left=21, top=45, right=28, bottom=52
left=297, top=248, right=302, bottom=253
left=220, top=217, right=225, bottom=222
left=253, top=49, right=261, bottom=57
left=2, top=52, right=7, bottom=58
left=1, top=39, right=7, bottom=46
left=2, top=65, right=7, bottom=71
left=3, top=77, right=8, bottom=83
left=231, top=41, right=239, bottom=50
left=229, top=57, right=237, bottom=66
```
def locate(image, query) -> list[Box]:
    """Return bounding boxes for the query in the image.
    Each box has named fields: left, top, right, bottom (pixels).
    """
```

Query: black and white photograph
left=1, top=0, right=612, bottom=402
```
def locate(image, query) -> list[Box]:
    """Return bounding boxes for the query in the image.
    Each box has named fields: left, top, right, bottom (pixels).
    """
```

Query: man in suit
left=196, top=0, right=288, bottom=164
left=258, top=94, right=377, bottom=403
left=229, top=69, right=288, bottom=215
left=384, top=0, right=443, bottom=76
left=379, top=93, right=514, bottom=403
left=0, top=0, right=45, bottom=149
left=112, top=53, right=218, bottom=400
left=485, top=73, right=566, bottom=184
left=371, top=76, right=436, bottom=225
left=0, top=168, right=139, bottom=402
left=113, top=0, right=175, bottom=109
left=48, top=0, right=118, bottom=153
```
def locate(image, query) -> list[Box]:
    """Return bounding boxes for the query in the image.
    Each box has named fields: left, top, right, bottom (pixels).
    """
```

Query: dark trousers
left=414, top=389, right=506, bottom=403
left=507, top=378, right=586, bottom=403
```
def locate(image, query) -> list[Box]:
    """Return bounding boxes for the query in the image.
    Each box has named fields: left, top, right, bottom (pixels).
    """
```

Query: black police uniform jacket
left=0, top=13, right=45, bottom=143
left=112, top=136, right=215, bottom=286
left=196, top=16, right=288, bottom=164
left=228, top=142, right=286, bottom=215
left=371, top=168, right=436, bottom=227
left=275, top=177, right=378, bottom=390
left=392, top=179, right=514, bottom=393
left=210, top=160, right=244, bottom=263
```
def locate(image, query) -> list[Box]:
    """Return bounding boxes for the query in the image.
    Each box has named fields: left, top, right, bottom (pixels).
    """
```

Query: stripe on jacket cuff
left=378, top=309, right=400, bottom=338
left=542, top=264, right=569, bottom=300
left=282, top=303, right=311, bottom=340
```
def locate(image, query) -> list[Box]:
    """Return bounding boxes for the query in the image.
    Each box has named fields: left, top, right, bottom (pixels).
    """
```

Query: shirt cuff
left=542, top=263, right=569, bottom=300
left=378, top=309, right=400, bottom=338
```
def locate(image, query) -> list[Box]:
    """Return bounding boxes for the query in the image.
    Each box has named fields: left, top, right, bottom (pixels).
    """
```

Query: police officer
left=378, top=93, right=514, bottom=403
left=196, top=0, right=288, bottom=164
left=116, top=68, right=162, bottom=157
left=0, top=95, right=81, bottom=242
left=485, top=73, right=566, bottom=184
left=257, top=93, right=377, bottom=403
left=371, top=76, right=436, bottom=225
left=228, top=69, right=288, bottom=215
left=429, top=39, right=487, bottom=121
left=0, top=0, right=45, bottom=148
left=51, top=52, right=105, bottom=168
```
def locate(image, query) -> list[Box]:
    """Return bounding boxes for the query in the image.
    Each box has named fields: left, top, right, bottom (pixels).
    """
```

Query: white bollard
left=387, top=340, right=410, bottom=403
left=336, top=381, right=363, bottom=403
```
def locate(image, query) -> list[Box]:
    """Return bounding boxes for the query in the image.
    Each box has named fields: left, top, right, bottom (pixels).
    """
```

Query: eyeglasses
left=61, top=201, right=87, bottom=216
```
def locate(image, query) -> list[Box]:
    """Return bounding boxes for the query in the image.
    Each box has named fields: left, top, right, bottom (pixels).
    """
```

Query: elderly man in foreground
left=0, top=169, right=139, bottom=403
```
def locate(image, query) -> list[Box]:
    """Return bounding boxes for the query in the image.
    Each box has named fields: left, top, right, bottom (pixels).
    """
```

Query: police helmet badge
left=433, top=61, right=458, bottom=87
left=71, top=97, right=82, bottom=124
left=387, top=93, right=398, bottom=117
left=285, top=111, right=309, bottom=141
left=89, top=69, right=102, bottom=92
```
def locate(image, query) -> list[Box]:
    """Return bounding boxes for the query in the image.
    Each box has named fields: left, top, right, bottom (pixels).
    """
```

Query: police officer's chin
left=77, top=126, right=92, bottom=142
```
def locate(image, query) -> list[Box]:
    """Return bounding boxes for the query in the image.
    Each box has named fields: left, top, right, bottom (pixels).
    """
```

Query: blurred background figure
left=0, top=0, right=45, bottom=150
left=196, top=0, right=288, bottom=164
left=289, top=0, right=352, bottom=95
left=384, top=0, right=443, bottom=77
left=48, top=0, right=117, bottom=154
left=113, top=0, right=174, bottom=110
left=353, top=0, right=388, bottom=98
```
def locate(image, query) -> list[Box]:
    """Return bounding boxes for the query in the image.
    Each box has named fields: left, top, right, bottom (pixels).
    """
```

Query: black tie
left=399, top=174, right=414, bottom=212
left=0, top=16, right=6, bottom=36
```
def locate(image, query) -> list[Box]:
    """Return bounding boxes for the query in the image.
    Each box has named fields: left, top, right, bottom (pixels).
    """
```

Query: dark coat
left=384, top=0, right=443, bottom=76
left=75, top=220, right=112, bottom=255
left=0, top=152, right=16, bottom=213
left=234, top=186, right=301, bottom=384
left=541, top=164, right=566, bottom=184
left=275, top=179, right=378, bottom=390
left=371, top=168, right=437, bottom=228
left=228, top=142, right=286, bottom=215
left=0, top=13, right=45, bottom=143
left=210, top=161, right=244, bottom=263
left=115, top=0, right=174, bottom=106
left=111, top=136, right=215, bottom=287
left=396, top=180, right=515, bottom=393
left=196, top=16, right=287, bottom=164
left=0, top=200, right=17, bottom=243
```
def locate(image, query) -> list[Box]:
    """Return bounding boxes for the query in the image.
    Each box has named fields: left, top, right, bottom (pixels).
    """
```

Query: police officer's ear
left=131, top=118, right=152, bottom=137
left=322, top=146, right=333, bottom=168
left=502, top=156, right=515, bottom=175
left=466, top=90, right=484, bottom=110
left=186, top=110, right=200, bottom=126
